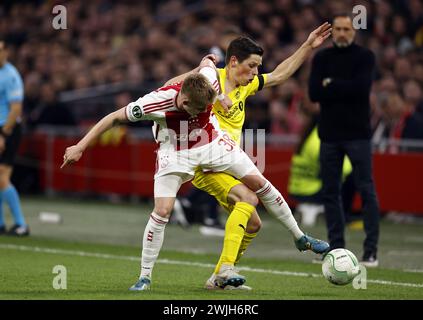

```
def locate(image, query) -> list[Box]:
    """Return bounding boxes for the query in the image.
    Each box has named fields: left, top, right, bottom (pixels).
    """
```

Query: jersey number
left=218, top=133, right=236, bottom=152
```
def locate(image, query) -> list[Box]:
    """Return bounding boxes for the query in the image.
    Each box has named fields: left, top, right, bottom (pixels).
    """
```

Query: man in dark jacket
left=309, top=14, right=380, bottom=267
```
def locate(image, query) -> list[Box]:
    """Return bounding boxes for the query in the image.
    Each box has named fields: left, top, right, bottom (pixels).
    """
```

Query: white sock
left=140, top=212, right=169, bottom=279
left=256, top=181, right=304, bottom=240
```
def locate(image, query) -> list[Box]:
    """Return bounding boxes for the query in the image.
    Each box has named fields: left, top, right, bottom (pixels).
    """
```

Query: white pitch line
left=1, top=243, right=423, bottom=289
left=388, top=250, right=423, bottom=256
left=404, top=269, right=423, bottom=273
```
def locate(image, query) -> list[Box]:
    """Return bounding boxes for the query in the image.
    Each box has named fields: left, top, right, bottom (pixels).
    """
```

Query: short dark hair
left=332, top=12, right=353, bottom=24
left=225, top=36, right=264, bottom=65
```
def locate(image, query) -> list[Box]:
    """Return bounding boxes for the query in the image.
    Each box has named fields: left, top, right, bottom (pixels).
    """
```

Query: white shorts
left=154, top=174, right=187, bottom=198
left=154, top=133, right=258, bottom=187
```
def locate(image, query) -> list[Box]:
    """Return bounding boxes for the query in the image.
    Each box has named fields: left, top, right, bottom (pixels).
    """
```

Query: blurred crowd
left=1, top=0, right=423, bottom=150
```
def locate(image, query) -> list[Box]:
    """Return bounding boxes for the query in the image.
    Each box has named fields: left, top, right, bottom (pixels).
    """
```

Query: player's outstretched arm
left=264, top=22, right=332, bottom=88
left=163, top=54, right=219, bottom=86
left=61, top=107, right=127, bottom=168
left=196, top=55, right=232, bottom=113
left=163, top=67, right=199, bottom=87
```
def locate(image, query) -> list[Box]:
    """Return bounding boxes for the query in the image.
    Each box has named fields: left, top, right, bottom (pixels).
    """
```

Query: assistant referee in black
left=308, top=14, right=379, bottom=267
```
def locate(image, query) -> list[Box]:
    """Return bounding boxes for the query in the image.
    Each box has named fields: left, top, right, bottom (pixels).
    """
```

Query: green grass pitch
left=0, top=196, right=422, bottom=300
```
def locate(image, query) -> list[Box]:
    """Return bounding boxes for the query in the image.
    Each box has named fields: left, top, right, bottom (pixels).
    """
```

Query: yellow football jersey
left=213, top=68, right=268, bottom=145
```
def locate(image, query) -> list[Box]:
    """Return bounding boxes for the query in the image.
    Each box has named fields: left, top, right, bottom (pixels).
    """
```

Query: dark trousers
left=320, top=139, right=379, bottom=255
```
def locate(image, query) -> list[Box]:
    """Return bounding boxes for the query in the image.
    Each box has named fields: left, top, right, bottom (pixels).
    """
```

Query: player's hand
left=201, top=53, right=219, bottom=65
left=61, top=145, right=83, bottom=169
left=199, top=54, right=218, bottom=69
left=306, top=22, right=332, bottom=49
left=218, top=94, right=232, bottom=114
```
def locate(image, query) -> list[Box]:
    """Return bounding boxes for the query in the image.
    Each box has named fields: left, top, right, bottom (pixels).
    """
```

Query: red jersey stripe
left=143, top=98, right=173, bottom=111
left=150, top=214, right=167, bottom=224
left=144, top=102, right=174, bottom=114
left=257, top=185, right=271, bottom=197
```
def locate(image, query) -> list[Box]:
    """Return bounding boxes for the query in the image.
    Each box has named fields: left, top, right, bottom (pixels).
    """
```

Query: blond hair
left=181, top=73, right=217, bottom=114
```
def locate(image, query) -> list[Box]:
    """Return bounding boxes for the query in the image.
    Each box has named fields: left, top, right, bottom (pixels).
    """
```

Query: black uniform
left=309, top=43, right=380, bottom=261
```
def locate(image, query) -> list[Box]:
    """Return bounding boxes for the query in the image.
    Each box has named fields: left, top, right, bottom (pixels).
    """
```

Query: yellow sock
left=214, top=202, right=255, bottom=274
left=235, top=231, right=257, bottom=264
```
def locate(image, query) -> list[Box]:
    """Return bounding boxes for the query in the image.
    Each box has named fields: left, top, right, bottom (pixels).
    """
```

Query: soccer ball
left=322, top=248, right=360, bottom=285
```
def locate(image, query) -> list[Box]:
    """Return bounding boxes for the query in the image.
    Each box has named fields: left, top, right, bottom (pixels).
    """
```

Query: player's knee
left=153, top=206, right=172, bottom=219
left=246, top=213, right=262, bottom=233
left=240, top=174, right=268, bottom=192
left=240, top=191, right=259, bottom=207
left=229, top=185, right=259, bottom=207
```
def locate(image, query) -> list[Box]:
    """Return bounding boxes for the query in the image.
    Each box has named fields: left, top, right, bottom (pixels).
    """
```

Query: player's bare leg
left=130, top=174, right=183, bottom=291
left=0, top=164, right=29, bottom=236
left=240, top=171, right=330, bottom=254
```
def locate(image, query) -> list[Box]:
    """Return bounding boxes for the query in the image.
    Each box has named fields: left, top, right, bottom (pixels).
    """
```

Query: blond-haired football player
left=166, top=22, right=332, bottom=290
left=62, top=49, right=330, bottom=291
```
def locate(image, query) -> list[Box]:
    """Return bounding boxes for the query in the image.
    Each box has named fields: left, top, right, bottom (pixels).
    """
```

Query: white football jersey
left=125, top=82, right=219, bottom=150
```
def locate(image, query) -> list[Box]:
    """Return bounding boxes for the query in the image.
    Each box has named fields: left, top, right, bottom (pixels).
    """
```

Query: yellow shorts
left=191, top=168, right=242, bottom=213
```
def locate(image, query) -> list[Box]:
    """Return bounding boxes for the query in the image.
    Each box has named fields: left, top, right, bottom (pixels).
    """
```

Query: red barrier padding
left=19, top=134, right=423, bottom=214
